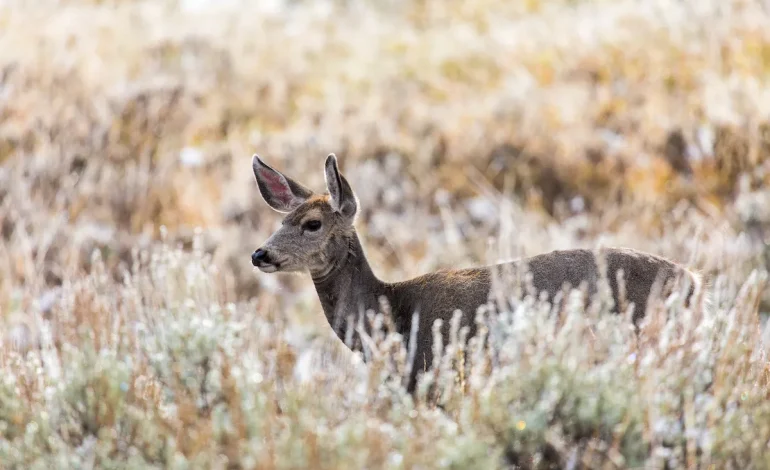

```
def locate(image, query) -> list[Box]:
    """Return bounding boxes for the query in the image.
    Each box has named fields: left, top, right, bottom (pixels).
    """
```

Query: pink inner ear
left=259, top=168, right=295, bottom=205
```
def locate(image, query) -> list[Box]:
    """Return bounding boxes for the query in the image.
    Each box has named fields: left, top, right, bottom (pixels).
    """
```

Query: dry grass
left=1, top=0, right=770, bottom=468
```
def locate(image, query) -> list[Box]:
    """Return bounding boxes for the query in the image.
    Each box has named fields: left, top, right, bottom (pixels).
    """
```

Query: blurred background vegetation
left=2, top=0, right=770, bottom=302
left=1, top=0, right=770, bottom=468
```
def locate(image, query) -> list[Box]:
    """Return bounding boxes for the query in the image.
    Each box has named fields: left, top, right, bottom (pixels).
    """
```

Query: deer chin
left=257, top=257, right=297, bottom=273
left=257, top=264, right=279, bottom=273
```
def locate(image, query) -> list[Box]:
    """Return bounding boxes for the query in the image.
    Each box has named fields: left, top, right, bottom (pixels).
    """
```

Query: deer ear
left=252, top=154, right=314, bottom=213
left=324, top=154, right=358, bottom=220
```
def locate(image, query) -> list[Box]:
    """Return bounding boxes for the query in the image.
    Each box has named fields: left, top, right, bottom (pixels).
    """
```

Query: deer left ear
left=252, top=154, right=314, bottom=213
left=324, top=154, right=358, bottom=221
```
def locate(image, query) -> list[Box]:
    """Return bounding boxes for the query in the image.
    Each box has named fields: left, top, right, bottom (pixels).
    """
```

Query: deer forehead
left=283, top=196, right=333, bottom=225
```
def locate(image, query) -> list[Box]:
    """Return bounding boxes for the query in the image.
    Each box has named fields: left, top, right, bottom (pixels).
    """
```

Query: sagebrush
left=2, top=0, right=770, bottom=468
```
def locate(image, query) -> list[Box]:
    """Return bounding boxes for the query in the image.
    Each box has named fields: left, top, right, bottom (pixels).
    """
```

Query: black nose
left=252, top=249, right=268, bottom=266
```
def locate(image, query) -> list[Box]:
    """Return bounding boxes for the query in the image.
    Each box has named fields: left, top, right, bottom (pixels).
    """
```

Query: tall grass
left=0, top=234, right=768, bottom=468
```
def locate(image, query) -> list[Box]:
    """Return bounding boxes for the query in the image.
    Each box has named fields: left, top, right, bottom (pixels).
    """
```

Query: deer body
left=251, top=154, right=698, bottom=392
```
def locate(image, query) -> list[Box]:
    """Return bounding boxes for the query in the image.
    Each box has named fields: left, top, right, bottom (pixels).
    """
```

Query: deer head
left=250, top=154, right=359, bottom=278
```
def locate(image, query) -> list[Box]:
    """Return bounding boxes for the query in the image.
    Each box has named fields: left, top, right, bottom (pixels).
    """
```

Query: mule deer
left=250, top=154, right=700, bottom=392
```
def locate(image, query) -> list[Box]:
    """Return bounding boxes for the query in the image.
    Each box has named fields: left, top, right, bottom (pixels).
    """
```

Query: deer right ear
left=252, top=154, right=314, bottom=213
left=324, top=153, right=358, bottom=221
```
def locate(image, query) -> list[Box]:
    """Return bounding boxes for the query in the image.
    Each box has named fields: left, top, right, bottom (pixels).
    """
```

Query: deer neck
left=311, top=231, right=388, bottom=349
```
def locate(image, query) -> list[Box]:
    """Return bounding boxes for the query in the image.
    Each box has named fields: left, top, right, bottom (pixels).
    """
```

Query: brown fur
left=251, top=154, right=699, bottom=393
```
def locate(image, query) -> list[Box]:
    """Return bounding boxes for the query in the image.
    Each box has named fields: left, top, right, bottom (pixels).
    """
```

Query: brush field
left=1, top=0, right=770, bottom=468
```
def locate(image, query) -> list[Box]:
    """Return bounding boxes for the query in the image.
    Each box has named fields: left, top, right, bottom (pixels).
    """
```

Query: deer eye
left=303, top=220, right=322, bottom=232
